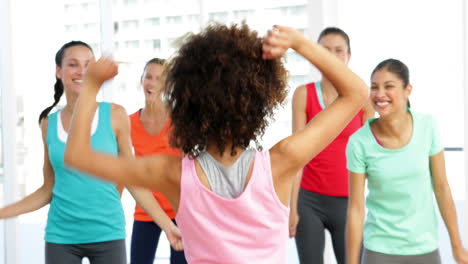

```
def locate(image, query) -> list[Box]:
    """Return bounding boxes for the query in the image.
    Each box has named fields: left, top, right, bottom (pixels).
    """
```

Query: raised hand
left=262, top=25, right=301, bottom=60
left=84, top=57, right=118, bottom=93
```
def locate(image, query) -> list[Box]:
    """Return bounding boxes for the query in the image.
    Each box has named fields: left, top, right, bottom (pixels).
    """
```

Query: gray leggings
left=362, top=248, right=441, bottom=264
left=295, top=188, right=348, bottom=264
left=45, top=239, right=126, bottom=264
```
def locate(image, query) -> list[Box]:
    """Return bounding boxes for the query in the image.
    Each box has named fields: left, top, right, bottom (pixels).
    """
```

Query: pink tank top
left=176, top=151, right=289, bottom=264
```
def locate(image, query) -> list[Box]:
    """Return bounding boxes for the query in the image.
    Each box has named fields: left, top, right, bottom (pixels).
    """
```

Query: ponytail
left=38, top=78, right=64, bottom=124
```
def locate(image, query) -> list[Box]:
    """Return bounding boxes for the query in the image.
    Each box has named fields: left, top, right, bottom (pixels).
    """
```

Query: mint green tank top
left=45, top=102, right=125, bottom=244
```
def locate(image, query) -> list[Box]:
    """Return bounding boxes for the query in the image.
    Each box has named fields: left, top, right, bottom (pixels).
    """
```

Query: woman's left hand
left=164, top=223, right=184, bottom=251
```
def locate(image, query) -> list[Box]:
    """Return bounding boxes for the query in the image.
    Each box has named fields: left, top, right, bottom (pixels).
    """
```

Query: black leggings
left=130, top=220, right=187, bottom=264
left=45, top=239, right=126, bottom=264
left=295, top=188, right=348, bottom=264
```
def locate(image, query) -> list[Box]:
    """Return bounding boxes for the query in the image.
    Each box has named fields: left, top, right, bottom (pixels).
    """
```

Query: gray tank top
left=197, top=149, right=255, bottom=199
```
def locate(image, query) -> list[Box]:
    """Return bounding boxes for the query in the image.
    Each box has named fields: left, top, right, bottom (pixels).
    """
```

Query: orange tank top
left=130, top=110, right=181, bottom=220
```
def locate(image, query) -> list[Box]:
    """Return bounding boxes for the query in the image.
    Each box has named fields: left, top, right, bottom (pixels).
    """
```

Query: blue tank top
left=45, top=102, right=125, bottom=244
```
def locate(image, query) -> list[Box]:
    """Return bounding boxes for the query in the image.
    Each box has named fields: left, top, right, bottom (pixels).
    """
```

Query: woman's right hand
left=262, top=25, right=302, bottom=59
left=289, top=209, right=299, bottom=238
left=163, top=223, right=184, bottom=251
left=84, top=57, right=118, bottom=92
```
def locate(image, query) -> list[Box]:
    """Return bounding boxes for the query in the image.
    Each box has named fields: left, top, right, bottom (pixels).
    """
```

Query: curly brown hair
left=164, top=22, right=288, bottom=157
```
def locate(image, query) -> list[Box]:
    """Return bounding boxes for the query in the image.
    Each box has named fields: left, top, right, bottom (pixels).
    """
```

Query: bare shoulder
left=110, top=103, right=128, bottom=119
left=292, top=84, right=308, bottom=115
left=109, top=103, right=130, bottom=130
left=40, top=117, right=49, bottom=142
left=362, top=100, right=375, bottom=122
left=292, top=85, right=307, bottom=103
left=165, top=154, right=183, bottom=180
left=269, top=139, right=292, bottom=169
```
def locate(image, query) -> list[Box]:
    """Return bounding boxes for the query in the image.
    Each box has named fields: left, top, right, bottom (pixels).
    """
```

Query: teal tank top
left=45, top=102, right=125, bottom=244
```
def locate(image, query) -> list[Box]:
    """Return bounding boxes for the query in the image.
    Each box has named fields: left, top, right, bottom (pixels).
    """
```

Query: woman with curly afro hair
left=65, top=23, right=369, bottom=263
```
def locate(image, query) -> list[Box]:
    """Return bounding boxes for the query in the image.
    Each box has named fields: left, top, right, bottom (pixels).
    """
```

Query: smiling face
left=141, top=62, right=165, bottom=103
left=318, top=33, right=351, bottom=65
left=56, top=45, right=95, bottom=95
left=370, top=69, right=412, bottom=117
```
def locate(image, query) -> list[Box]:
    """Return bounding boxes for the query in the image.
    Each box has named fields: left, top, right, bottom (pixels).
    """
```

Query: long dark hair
left=38, top=41, right=93, bottom=124
left=371, top=58, right=411, bottom=108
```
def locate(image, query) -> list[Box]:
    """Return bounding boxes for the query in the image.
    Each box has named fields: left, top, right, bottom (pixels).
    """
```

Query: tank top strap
left=180, top=151, right=280, bottom=205
left=251, top=150, right=271, bottom=185
left=46, top=111, right=59, bottom=145
left=180, top=156, right=199, bottom=194
left=95, top=102, right=115, bottom=140
left=305, top=82, right=322, bottom=121
left=250, top=151, right=283, bottom=206
left=197, top=150, right=255, bottom=199
left=305, top=82, right=318, bottom=98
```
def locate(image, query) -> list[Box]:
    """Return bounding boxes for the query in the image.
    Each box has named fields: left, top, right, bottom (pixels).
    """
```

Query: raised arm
left=362, top=100, right=375, bottom=125
left=288, top=85, right=307, bottom=237
left=0, top=119, right=54, bottom=218
left=430, top=151, right=468, bottom=264
left=64, top=58, right=181, bottom=204
left=266, top=25, right=369, bottom=178
left=345, top=171, right=365, bottom=264
left=111, top=103, right=183, bottom=250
